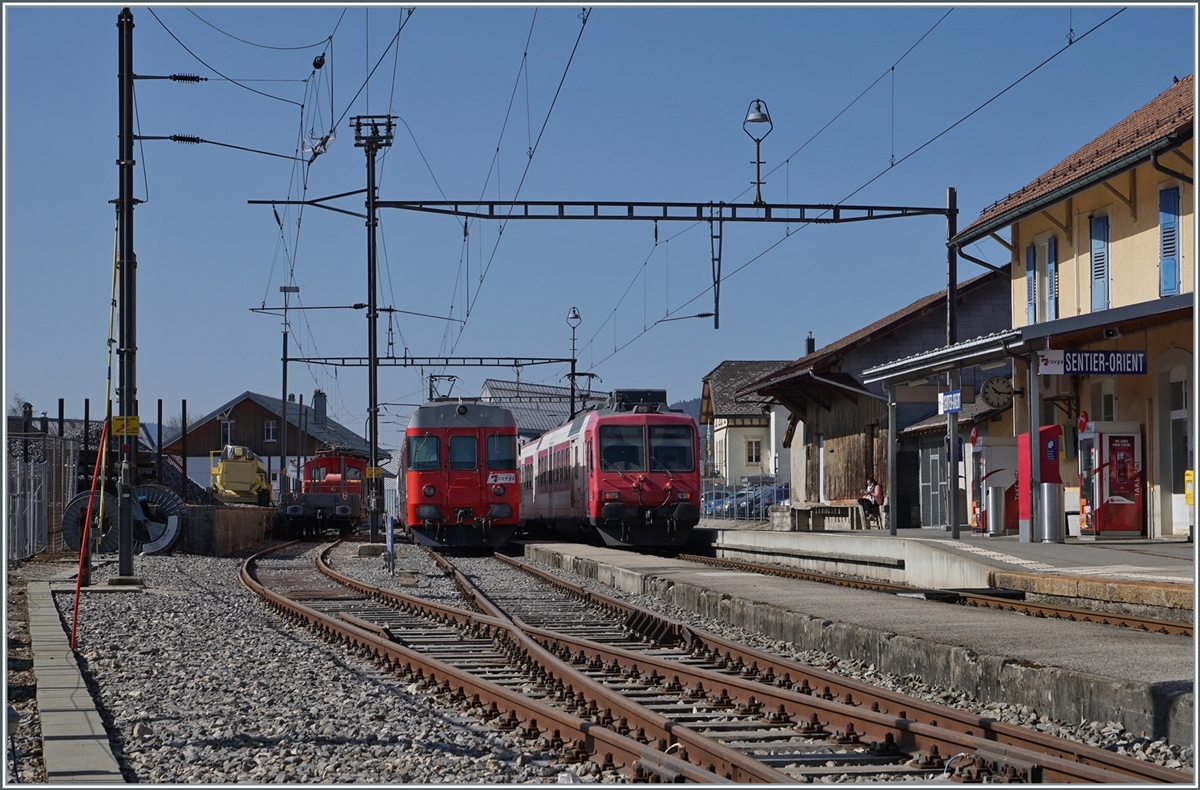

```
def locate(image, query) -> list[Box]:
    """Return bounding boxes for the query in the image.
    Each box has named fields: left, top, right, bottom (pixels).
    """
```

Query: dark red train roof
left=407, top=402, right=517, bottom=430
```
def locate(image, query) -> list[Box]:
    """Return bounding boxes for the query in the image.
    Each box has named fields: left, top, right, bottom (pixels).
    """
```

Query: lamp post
left=743, top=99, right=773, bottom=206
left=566, top=307, right=581, bottom=419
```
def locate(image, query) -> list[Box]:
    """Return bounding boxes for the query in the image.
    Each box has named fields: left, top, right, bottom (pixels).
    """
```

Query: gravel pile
left=11, top=545, right=621, bottom=784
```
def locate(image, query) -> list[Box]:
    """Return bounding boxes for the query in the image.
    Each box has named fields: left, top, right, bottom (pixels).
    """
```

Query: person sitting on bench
left=858, top=476, right=882, bottom=519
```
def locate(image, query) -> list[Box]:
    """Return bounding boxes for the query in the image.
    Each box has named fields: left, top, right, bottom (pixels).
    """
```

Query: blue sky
left=4, top=4, right=1195, bottom=449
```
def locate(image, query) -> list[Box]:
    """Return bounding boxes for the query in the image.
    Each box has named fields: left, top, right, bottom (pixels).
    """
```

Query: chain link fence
left=701, top=478, right=791, bottom=522
left=7, top=433, right=78, bottom=559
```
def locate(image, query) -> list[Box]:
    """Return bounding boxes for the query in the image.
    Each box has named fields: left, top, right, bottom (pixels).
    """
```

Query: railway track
left=241, top=540, right=1190, bottom=783
left=674, top=553, right=1193, bottom=637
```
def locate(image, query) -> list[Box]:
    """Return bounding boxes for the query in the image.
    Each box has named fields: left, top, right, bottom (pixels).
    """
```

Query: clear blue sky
left=4, top=4, right=1195, bottom=450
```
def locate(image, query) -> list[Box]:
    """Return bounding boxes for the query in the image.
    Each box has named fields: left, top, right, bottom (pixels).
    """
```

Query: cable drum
left=132, top=484, right=187, bottom=555
left=60, top=485, right=186, bottom=555
left=61, top=491, right=120, bottom=553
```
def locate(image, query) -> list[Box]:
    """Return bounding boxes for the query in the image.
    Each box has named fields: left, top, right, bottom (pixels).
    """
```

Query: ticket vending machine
left=969, top=437, right=1018, bottom=535
left=1017, top=425, right=1064, bottom=541
left=1078, top=421, right=1144, bottom=539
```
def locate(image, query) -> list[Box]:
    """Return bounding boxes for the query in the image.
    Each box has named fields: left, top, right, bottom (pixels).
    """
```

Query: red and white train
left=397, top=401, right=521, bottom=549
left=518, top=390, right=700, bottom=549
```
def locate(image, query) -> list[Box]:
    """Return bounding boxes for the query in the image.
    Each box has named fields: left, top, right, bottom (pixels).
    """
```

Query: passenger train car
left=280, top=444, right=366, bottom=538
left=397, top=401, right=521, bottom=549
left=519, top=390, right=700, bottom=549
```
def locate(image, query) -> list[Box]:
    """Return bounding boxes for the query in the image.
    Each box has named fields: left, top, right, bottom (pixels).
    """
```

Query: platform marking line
left=933, top=542, right=1192, bottom=583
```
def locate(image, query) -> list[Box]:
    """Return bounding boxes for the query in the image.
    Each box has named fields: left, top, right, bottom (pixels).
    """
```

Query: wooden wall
left=800, top=397, right=889, bottom=502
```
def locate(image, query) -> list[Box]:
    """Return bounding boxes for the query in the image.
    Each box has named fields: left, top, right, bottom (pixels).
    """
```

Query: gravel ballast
left=5, top=540, right=1192, bottom=783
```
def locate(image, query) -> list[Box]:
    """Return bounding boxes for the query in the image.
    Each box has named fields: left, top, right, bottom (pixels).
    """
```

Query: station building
left=864, top=75, right=1194, bottom=540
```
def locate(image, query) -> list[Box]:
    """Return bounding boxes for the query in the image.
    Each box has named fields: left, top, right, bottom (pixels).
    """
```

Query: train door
left=446, top=432, right=481, bottom=518
left=571, top=439, right=582, bottom=509
left=584, top=439, right=594, bottom=518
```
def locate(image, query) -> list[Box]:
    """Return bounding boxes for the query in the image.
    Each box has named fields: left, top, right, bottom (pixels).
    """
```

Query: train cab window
left=310, top=466, right=328, bottom=482
left=344, top=467, right=362, bottom=480
left=486, top=434, right=517, bottom=470
left=449, top=436, right=478, bottom=470
left=649, top=425, right=695, bottom=472
left=599, top=425, right=645, bottom=472
left=407, top=436, right=440, bottom=471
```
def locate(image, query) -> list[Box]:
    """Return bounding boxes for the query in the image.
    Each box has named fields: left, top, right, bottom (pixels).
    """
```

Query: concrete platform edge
left=26, top=582, right=126, bottom=783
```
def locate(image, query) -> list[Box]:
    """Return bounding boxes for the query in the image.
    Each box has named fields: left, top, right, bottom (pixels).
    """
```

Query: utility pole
left=945, top=187, right=960, bottom=539
left=116, top=7, right=139, bottom=581
left=354, top=115, right=394, bottom=543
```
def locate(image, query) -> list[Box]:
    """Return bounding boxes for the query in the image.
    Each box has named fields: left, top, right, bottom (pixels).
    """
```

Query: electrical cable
left=185, top=7, right=341, bottom=50
left=146, top=8, right=302, bottom=106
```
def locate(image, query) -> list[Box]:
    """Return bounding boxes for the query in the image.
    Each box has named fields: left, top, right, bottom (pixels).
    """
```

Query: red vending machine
left=1078, top=420, right=1144, bottom=539
left=969, top=436, right=1018, bottom=534
left=1017, top=425, right=1063, bottom=541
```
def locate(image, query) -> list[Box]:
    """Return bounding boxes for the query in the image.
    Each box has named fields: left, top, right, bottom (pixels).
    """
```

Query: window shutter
left=1160, top=187, right=1180, bottom=297
left=1090, top=216, right=1109, bottom=312
left=1046, top=235, right=1058, bottom=321
left=1025, top=245, right=1036, bottom=324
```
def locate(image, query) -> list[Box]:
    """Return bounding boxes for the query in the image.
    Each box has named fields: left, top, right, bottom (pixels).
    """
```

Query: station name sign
left=1037, top=349, right=1146, bottom=376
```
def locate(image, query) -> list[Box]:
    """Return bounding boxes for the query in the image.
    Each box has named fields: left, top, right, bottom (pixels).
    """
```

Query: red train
left=397, top=401, right=521, bottom=549
left=518, top=390, right=700, bottom=549
left=280, top=444, right=366, bottom=538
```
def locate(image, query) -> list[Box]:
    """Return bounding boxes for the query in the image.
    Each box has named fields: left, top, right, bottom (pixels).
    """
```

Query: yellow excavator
left=209, top=445, right=273, bottom=506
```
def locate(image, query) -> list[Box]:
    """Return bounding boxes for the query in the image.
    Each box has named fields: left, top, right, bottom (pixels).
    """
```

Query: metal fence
left=701, top=479, right=791, bottom=522
left=7, top=433, right=78, bottom=560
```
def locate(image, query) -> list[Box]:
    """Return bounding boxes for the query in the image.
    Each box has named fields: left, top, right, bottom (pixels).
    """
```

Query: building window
left=746, top=438, right=762, bottom=465
left=1091, top=378, right=1116, bottom=422
left=220, top=420, right=236, bottom=446
left=1160, top=186, right=1180, bottom=297
left=1090, top=215, right=1109, bottom=312
left=1025, top=234, right=1058, bottom=324
left=264, top=419, right=277, bottom=443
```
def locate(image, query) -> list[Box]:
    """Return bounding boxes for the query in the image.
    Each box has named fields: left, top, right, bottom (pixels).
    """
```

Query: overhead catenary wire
left=561, top=9, right=954, bottom=384
left=577, top=7, right=1124, bottom=379
left=186, top=7, right=343, bottom=51
left=147, top=8, right=302, bottom=106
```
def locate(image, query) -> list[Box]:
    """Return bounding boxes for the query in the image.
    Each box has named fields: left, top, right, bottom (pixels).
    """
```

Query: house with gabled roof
left=161, top=389, right=373, bottom=498
left=700, top=360, right=791, bottom=485
left=864, top=74, right=1193, bottom=540
left=739, top=266, right=1012, bottom=528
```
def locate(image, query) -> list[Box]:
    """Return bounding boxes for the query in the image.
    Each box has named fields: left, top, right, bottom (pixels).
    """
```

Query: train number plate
left=487, top=473, right=516, bottom=484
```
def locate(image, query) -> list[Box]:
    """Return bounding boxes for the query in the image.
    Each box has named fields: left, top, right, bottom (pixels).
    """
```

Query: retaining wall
left=181, top=505, right=274, bottom=556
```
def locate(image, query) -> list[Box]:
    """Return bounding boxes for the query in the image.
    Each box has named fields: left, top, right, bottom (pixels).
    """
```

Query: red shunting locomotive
left=280, top=444, right=367, bottom=538
left=398, top=401, right=521, bottom=549
left=519, top=389, right=700, bottom=549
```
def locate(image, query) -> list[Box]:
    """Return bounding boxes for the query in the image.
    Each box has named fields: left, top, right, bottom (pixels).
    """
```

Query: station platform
left=24, top=567, right=131, bottom=784
left=689, top=523, right=1194, bottom=618
left=522, top=528, right=1195, bottom=745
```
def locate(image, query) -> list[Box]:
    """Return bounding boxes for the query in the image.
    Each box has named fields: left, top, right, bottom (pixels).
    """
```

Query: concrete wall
left=180, top=504, right=274, bottom=556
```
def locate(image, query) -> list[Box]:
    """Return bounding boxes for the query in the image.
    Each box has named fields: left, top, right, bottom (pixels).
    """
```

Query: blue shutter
left=1025, top=244, right=1036, bottom=324
left=1046, top=235, right=1058, bottom=321
left=1160, top=187, right=1180, bottom=297
left=1090, top=216, right=1109, bottom=312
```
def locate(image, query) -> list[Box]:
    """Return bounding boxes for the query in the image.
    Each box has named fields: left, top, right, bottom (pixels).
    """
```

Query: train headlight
left=677, top=491, right=691, bottom=500
left=604, top=491, right=620, bottom=501
left=492, top=485, right=505, bottom=496
left=423, top=484, right=436, bottom=497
